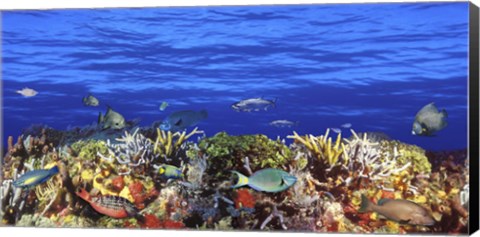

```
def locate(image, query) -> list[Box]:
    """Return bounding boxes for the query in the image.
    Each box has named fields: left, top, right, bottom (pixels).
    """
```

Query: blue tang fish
left=160, top=109, right=208, bottom=132
left=231, top=168, right=297, bottom=193
left=13, top=166, right=59, bottom=188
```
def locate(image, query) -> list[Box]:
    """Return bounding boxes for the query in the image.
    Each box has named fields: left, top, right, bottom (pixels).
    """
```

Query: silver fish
left=231, top=97, right=276, bottom=112
left=83, top=94, right=99, bottom=106
left=341, top=123, right=352, bottom=128
left=269, top=120, right=298, bottom=128
left=330, top=128, right=342, bottom=134
left=412, top=102, right=447, bottom=136
left=16, top=87, right=38, bottom=97
left=98, top=106, right=126, bottom=130
left=160, top=110, right=208, bottom=132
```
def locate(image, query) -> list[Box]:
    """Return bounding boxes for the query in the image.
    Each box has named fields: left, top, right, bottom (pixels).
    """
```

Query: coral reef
left=0, top=126, right=469, bottom=234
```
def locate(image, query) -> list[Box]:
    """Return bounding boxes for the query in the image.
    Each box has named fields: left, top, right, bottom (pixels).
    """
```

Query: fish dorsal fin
left=419, top=102, right=439, bottom=115
left=175, top=119, right=183, bottom=126
left=377, top=198, right=392, bottom=206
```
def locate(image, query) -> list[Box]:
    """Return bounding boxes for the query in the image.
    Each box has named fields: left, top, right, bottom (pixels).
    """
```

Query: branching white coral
left=342, top=130, right=411, bottom=181
left=99, top=128, right=158, bottom=174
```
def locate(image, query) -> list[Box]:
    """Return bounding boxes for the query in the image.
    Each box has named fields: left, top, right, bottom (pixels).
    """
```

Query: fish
left=98, top=106, right=126, bottom=130
left=269, top=120, right=299, bottom=128
left=156, top=164, right=183, bottom=180
left=358, top=194, right=435, bottom=226
left=330, top=128, right=342, bottom=134
left=231, top=97, right=276, bottom=112
left=83, top=93, right=99, bottom=106
left=76, top=188, right=138, bottom=219
left=16, top=87, right=38, bottom=97
left=341, top=123, right=352, bottom=128
left=412, top=102, right=448, bottom=136
left=231, top=168, right=297, bottom=193
left=13, top=166, right=59, bottom=188
left=160, top=109, right=208, bottom=132
left=159, top=101, right=169, bottom=111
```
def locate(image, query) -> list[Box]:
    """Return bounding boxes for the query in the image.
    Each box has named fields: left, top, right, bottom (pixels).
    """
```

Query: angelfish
left=358, top=194, right=435, bottom=226
left=231, top=168, right=297, bottom=193
left=156, top=164, right=183, bottom=180
left=98, top=106, right=126, bottom=130
left=412, top=102, right=447, bottom=136
left=13, top=166, right=59, bottom=188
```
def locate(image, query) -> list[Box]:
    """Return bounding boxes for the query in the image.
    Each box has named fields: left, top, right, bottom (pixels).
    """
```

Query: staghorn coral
left=288, top=129, right=344, bottom=167
left=152, top=127, right=204, bottom=158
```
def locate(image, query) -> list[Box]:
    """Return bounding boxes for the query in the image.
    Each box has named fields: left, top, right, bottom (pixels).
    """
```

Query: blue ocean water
left=1, top=2, right=469, bottom=151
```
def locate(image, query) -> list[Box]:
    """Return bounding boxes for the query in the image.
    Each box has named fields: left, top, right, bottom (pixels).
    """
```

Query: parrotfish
left=269, top=120, right=298, bottom=128
left=160, top=110, right=208, bottom=132
left=358, top=194, right=435, bottom=226
left=412, top=102, right=448, bottom=136
left=83, top=93, right=99, bottom=106
left=98, top=106, right=126, bottom=130
left=157, top=164, right=183, bottom=180
left=231, top=97, right=276, bottom=112
left=16, top=87, right=38, bottom=97
left=13, top=166, right=59, bottom=189
left=231, top=168, right=297, bottom=193
left=76, top=188, right=138, bottom=219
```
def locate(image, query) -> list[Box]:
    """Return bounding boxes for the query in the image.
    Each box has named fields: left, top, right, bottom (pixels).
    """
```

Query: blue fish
left=231, top=168, right=297, bottom=193
left=13, top=166, right=59, bottom=188
left=160, top=110, right=208, bottom=132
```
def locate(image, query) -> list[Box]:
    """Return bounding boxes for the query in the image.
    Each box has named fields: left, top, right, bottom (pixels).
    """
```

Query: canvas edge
left=469, top=1, right=480, bottom=235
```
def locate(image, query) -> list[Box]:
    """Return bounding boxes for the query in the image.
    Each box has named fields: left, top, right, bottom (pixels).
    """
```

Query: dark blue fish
left=160, top=110, right=208, bottom=132
left=13, top=166, right=59, bottom=188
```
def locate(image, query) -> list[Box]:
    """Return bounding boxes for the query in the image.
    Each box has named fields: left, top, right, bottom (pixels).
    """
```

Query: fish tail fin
left=200, top=109, right=208, bottom=119
left=358, top=194, right=374, bottom=213
left=441, top=109, right=448, bottom=118
left=231, top=171, right=249, bottom=189
left=76, top=188, right=91, bottom=202
left=49, top=166, right=59, bottom=175
left=98, top=112, right=104, bottom=124
left=273, top=97, right=278, bottom=108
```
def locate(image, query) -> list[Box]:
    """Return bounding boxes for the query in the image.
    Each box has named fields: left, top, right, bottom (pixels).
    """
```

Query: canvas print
left=0, top=2, right=474, bottom=234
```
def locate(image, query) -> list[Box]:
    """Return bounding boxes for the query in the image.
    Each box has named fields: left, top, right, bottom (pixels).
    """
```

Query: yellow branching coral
left=153, top=127, right=204, bottom=157
left=288, top=128, right=344, bottom=166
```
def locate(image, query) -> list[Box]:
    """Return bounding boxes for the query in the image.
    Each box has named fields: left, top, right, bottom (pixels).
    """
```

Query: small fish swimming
left=156, top=164, right=183, bottom=180
left=330, top=128, right=342, bottom=134
left=231, top=168, right=297, bottom=193
left=269, top=120, right=298, bottom=128
left=76, top=188, right=138, bottom=219
left=98, top=106, right=126, bottom=130
left=412, top=102, right=448, bottom=136
left=83, top=93, right=99, bottom=106
left=341, top=123, right=352, bottom=129
left=159, top=101, right=169, bottom=111
left=231, top=97, right=276, bottom=112
left=13, top=166, right=59, bottom=188
left=160, top=109, right=208, bottom=132
left=358, top=194, right=435, bottom=226
left=16, top=87, right=38, bottom=97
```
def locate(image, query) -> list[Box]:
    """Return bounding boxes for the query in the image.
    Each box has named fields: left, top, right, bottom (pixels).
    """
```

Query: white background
left=0, top=0, right=479, bottom=237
